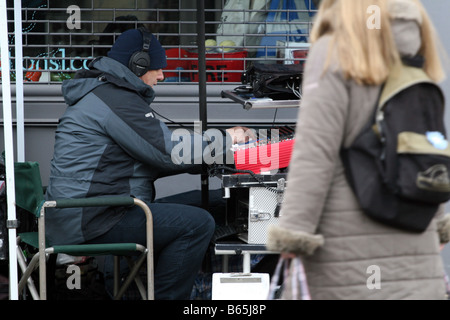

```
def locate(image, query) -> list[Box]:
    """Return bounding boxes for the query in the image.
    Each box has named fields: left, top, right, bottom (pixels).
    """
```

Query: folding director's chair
left=13, top=161, right=154, bottom=300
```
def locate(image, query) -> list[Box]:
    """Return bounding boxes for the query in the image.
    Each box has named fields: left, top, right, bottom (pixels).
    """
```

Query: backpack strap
left=378, top=63, right=434, bottom=109
left=374, top=60, right=444, bottom=137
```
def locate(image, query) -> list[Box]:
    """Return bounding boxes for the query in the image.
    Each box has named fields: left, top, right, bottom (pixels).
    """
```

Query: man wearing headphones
left=44, top=28, right=250, bottom=299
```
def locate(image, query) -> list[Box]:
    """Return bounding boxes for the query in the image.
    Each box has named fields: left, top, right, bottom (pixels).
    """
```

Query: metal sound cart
left=215, top=173, right=286, bottom=271
left=212, top=173, right=285, bottom=300
left=216, top=88, right=298, bottom=273
left=211, top=88, right=296, bottom=299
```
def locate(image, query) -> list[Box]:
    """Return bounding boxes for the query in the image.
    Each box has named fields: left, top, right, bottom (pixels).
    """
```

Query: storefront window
left=3, top=0, right=317, bottom=84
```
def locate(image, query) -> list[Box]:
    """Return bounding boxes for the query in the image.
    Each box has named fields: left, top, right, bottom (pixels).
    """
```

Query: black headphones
left=128, top=27, right=152, bottom=77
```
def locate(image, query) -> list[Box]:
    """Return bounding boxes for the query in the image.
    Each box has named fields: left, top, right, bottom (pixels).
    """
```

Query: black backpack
left=341, top=57, right=450, bottom=232
left=241, top=63, right=303, bottom=100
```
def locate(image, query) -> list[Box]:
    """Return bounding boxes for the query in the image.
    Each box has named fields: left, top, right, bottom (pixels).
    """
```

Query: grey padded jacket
left=45, top=57, right=231, bottom=245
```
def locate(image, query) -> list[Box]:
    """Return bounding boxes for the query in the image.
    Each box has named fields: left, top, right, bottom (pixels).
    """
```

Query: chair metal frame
left=16, top=196, right=154, bottom=300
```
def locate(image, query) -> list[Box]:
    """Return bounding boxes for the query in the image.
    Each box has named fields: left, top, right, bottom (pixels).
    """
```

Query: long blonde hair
left=309, top=0, right=445, bottom=85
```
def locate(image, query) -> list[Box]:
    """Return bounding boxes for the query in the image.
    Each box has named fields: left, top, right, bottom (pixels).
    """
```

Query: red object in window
left=188, top=50, right=248, bottom=82
left=0, top=61, right=42, bottom=82
left=164, top=48, right=190, bottom=81
left=291, top=49, right=309, bottom=67
left=25, top=67, right=42, bottom=82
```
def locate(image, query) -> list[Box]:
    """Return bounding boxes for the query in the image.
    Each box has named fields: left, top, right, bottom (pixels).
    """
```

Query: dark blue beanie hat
left=107, top=28, right=167, bottom=71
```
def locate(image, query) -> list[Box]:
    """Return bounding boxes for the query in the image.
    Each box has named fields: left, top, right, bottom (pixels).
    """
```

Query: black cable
left=153, top=110, right=284, bottom=194
left=151, top=109, right=227, bottom=136
left=208, top=164, right=283, bottom=194
left=151, top=108, right=190, bottom=129
left=271, top=108, right=278, bottom=128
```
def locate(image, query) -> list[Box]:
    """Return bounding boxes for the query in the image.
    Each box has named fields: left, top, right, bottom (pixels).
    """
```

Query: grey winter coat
left=267, top=1, right=450, bottom=299
left=45, top=57, right=232, bottom=246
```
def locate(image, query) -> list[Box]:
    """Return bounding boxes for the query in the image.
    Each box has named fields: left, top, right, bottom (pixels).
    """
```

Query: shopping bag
left=256, top=0, right=312, bottom=58
left=216, top=0, right=268, bottom=48
left=267, top=256, right=311, bottom=300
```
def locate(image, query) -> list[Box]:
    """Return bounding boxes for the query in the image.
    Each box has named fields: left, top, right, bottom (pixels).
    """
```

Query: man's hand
left=226, top=126, right=256, bottom=144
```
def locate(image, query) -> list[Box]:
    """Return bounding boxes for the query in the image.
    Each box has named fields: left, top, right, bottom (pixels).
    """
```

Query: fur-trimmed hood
left=437, top=214, right=450, bottom=244
left=388, top=0, right=423, bottom=25
left=389, top=0, right=423, bottom=58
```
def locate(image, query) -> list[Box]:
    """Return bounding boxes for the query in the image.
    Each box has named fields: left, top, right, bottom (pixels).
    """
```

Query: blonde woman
left=267, top=0, right=450, bottom=300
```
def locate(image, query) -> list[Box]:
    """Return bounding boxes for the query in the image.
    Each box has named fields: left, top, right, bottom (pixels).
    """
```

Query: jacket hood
left=61, top=57, right=155, bottom=106
left=389, top=0, right=423, bottom=57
